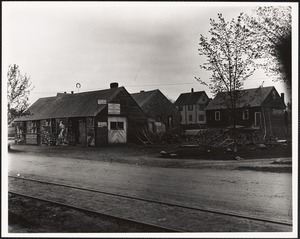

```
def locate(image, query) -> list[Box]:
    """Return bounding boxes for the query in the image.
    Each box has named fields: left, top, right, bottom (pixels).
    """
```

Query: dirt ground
left=7, top=143, right=293, bottom=233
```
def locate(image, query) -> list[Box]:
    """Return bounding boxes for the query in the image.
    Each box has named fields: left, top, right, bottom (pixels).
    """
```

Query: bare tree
left=196, top=13, right=262, bottom=152
left=7, top=64, right=34, bottom=124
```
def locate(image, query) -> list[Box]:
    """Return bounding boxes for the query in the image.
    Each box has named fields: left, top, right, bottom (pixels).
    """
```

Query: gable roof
left=206, top=86, right=281, bottom=110
left=15, top=87, right=125, bottom=121
left=131, top=90, right=159, bottom=108
left=174, top=91, right=207, bottom=105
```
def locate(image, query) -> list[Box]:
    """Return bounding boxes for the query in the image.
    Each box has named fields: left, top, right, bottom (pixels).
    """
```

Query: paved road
left=8, top=153, right=292, bottom=224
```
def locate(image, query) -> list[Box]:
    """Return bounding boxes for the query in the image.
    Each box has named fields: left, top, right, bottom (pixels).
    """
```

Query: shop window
left=215, top=111, right=220, bottom=121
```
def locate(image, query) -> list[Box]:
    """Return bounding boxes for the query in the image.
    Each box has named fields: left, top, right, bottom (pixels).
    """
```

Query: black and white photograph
left=2, top=1, right=298, bottom=237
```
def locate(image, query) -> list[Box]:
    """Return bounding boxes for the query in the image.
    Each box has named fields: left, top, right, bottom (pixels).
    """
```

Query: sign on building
left=108, top=103, right=120, bottom=115
left=98, top=99, right=107, bottom=105
left=98, top=122, right=107, bottom=128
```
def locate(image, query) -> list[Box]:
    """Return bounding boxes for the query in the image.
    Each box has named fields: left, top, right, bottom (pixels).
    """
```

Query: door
left=255, top=112, right=261, bottom=127
left=78, top=120, right=86, bottom=145
left=107, top=117, right=127, bottom=143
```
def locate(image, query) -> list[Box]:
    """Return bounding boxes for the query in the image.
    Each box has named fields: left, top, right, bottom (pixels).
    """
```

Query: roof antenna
left=76, top=83, right=81, bottom=93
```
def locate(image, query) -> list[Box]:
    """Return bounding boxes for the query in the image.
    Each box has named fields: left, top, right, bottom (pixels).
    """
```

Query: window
left=110, top=122, right=124, bottom=130
left=198, top=104, right=205, bottom=110
left=178, top=105, right=183, bottom=111
left=168, top=116, right=173, bottom=128
left=188, top=105, right=193, bottom=111
left=215, top=111, right=220, bottom=121
left=243, top=110, right=249, bottom=120
left=272, top=90, right=276, bottom=99
left=189, top=115, right=193, bottom=121
left=198, top=114, right=205, bottom=121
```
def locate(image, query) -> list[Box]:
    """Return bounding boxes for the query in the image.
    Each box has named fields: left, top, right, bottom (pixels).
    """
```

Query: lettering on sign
left=97, top=99, right=107, bottom=105
left=98, top=122, right=107, bottom=127
left=108, top=103, right=120, bottom=114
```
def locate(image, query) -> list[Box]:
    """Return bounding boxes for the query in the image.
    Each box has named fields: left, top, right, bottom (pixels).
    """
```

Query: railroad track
left=8, top=175, right=293, bottom=232
left=9, top=191, right=178, bottom=232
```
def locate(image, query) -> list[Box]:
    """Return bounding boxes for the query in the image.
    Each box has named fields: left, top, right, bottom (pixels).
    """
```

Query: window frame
left=198, top=104, right=205, bottom=110
left=242, top=109, right=249, bottom=120
left=110, top=121, right=124, bottom=130
left=198, top=114, right=205, bottom=122
left=215, top=111, right=220, bottom=121
left=188, top=105, right=193, bottom=111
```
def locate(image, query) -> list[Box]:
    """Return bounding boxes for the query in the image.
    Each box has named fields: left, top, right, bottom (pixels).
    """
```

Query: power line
left=30, top=78, right=280, bottom=95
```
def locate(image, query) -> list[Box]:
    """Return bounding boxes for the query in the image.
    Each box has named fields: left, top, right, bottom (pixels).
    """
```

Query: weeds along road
left=7, top=149, right=292, bottom=226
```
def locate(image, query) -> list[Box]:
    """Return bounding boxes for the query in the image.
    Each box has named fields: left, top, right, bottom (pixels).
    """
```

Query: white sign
left=98, top=99, right=107, bottom=105
left=98, top=122, right=107, bottom=127
left=108, top=103, right=120, bottom=115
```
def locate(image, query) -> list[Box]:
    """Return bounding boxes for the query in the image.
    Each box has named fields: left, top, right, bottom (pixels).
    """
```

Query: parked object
left=13, top=84, right=147, bottom=147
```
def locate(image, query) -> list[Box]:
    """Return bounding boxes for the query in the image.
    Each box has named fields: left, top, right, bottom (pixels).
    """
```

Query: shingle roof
left=174, top=91, right=207, bottom=105
left=15, top=87, right=124, bottom=121
left=131, top=90, right=158, bottom=108
left=205, top=86, right=277, bottom=110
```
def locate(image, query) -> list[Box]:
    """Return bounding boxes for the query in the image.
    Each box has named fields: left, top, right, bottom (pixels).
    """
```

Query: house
left=14, top=83, right=148, bottom=146
left=174, top=88, right=210, bottom=128
left=131, top=89, right=181, bottom=133
left=205, top=86, right=287, bottom=137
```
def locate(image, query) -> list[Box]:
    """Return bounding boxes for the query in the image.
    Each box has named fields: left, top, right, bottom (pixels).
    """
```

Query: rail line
left=8, top=191, right=179, bottom=232
left=8, top=175, right=293, bottom=228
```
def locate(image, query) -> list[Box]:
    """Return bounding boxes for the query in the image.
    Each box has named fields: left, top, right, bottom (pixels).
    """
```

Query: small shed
left=131, top=89, right=181, bottom=133
left=14, top=83, right=147, bottom=146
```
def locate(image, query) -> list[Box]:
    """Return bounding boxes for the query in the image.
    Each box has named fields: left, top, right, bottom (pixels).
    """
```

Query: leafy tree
left=7, top=64, right=34, bottom=124
left=246, top=6, right=292, bottom=87
left=196, top=13, right=263, bottom=152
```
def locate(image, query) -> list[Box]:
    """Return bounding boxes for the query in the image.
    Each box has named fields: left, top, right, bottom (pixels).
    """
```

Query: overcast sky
left=3, top=2, right=295, bottom=105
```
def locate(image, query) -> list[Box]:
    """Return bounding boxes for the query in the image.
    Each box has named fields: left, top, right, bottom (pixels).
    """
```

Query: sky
left=2, top=2, right=296, bottom=105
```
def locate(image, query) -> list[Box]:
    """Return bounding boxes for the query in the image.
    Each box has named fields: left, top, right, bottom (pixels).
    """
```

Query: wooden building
left=14, top=83, right=147, bottom=146
left=174, top=89, right=210, bottom=128
left=205, top=86, right=287, bottom=137
left=131, top=89, right=181, bottom=133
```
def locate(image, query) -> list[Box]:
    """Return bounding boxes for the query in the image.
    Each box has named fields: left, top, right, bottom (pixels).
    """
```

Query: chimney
left=110, top=82, right=119, bottom=89
left=64, top=92, right=67, bottom=94
left=281, top=93, right=285, bottom=103
left=140, top=90, right=145, bottom=93
left=71, top=91, right=74, bottom=94
left=191, top=88, right=194, bottom=93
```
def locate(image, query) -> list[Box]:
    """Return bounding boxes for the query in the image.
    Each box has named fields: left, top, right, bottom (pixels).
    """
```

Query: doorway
left=255, top=112, right=261, bottom=127
left=78, top=119, right=86, bottom=145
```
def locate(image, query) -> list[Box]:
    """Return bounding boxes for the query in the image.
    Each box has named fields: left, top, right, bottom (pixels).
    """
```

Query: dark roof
left=131, top=90, right=159, bottom=108
left=174, top=91, right=207, bottom=105
left=206, top=86, right=279, bottom=110
left=15, top=87, right=124, bottom=121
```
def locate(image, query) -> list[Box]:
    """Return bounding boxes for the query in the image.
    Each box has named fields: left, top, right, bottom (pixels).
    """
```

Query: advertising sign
left=108, top=103, right=120, bottom=115
left=98, top=122, right=107, bottom=127
left=97, top=99, right=107, bottom=105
